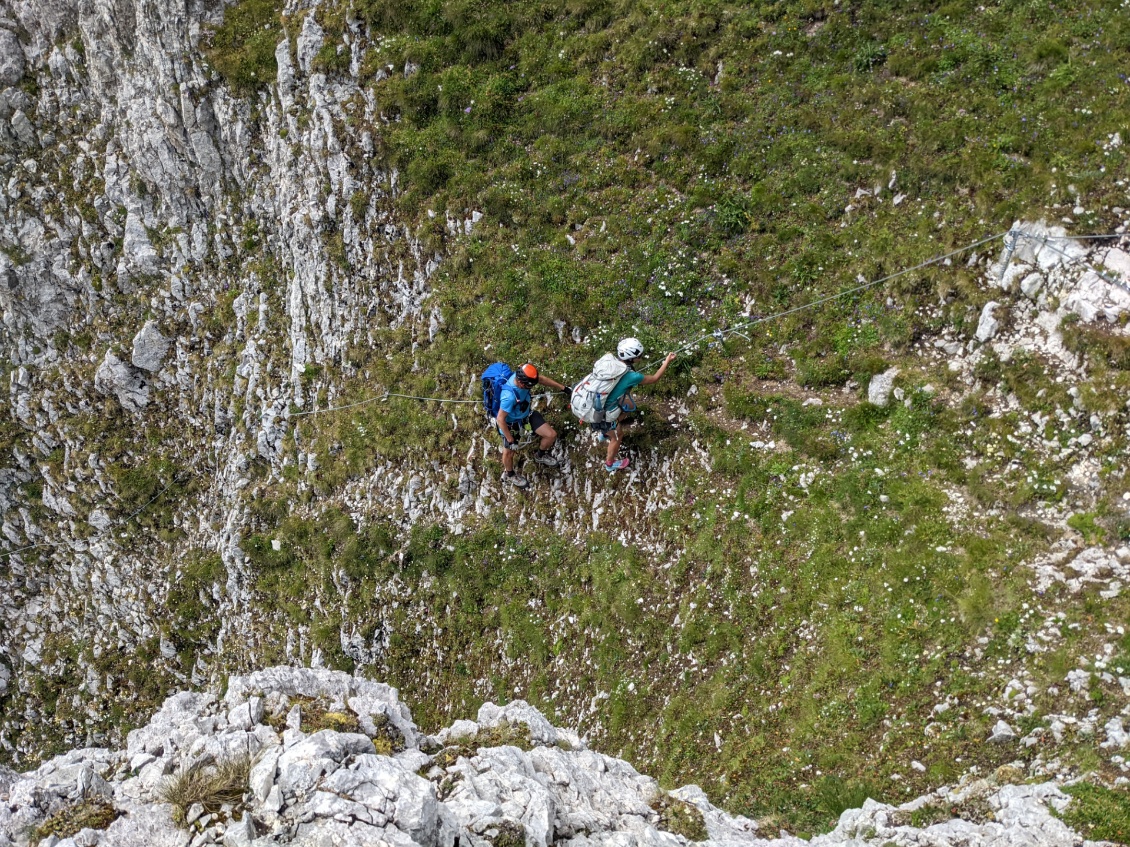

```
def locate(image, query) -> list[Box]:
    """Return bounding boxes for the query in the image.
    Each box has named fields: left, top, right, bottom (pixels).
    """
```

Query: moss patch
left=433, top=722, right=535, bottom=769
left=32, top=798, right=120, bottom=844
left=652, top=792, right=708, bottom=842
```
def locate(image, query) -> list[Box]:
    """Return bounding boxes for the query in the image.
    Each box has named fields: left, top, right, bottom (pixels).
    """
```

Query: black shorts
left=498, top=411, right=546, bottom=449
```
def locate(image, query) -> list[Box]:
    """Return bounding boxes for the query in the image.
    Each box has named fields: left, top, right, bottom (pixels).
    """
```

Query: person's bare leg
left=534, top=422, right=557, bottom=451
left=605, top=429, right=621, bottom=464
left=502, top=446, right=514, bottom=473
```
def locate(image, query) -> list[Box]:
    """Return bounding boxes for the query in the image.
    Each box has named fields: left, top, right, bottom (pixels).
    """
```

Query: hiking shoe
left=503, top=471, right=528, bottom=489
left=604, top=457, right=630, bottom=473
left=595, top=432, right=608, bottom=443
left=533, top=449, right=559, bottom=468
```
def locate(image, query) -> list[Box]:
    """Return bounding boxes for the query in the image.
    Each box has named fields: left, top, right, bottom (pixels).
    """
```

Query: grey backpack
left=570, top=354, right=629, bottom=424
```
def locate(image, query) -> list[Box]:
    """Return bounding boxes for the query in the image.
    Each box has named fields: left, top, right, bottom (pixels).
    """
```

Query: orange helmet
left=516, top=363, right=540, bottom=387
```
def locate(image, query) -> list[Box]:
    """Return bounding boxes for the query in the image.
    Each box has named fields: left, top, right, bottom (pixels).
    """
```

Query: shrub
left=853, top=42, right=888, bottom=73
left=486, top=820, right=527, bottom=847
left=814, top=775, right=881, bottom=819
left=796, top=356, right=851, bottom=388
left=715, top=195, right=752, bottom=236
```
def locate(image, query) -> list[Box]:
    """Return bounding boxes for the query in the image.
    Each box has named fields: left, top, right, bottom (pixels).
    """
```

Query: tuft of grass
left=652, top=791, right=708, bottom=842
left=269, top=696, right=362, bottom=734
left=814, top=776, right=882, bottom=822
left=159, top=756, right=250, bottom=827
left=31, top=798, right=120, bottom=844
left=370, top=711, right=407, bottom=755
left=1058, top=783, right=1130, bottom=844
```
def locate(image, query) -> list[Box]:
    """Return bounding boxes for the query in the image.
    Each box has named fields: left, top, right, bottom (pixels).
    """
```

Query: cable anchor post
left=998, top=228, right=1020, bottom=285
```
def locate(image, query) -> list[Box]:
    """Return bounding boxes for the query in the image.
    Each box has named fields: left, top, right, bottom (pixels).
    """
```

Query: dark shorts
left=498, top=410, right=547, bottom=449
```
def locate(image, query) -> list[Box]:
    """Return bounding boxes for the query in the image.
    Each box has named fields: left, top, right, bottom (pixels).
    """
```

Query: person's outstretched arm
left=641, top=353, right=676, bottom=386
left=538, top=375, right=569, bottom=393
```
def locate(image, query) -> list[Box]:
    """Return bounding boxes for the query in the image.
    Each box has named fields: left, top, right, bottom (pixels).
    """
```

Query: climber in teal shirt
left=595, top=338, right=676, bottom=472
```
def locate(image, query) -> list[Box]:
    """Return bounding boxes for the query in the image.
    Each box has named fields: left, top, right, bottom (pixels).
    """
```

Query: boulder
left=988, top=720, right=1018, bottom=744
left=975, top=301, right=1001, bottom=343
left=1019, top=271, right=1045, bottom=299
left=867, top=368, right=899, bottom=407
left=131, top=321, right=171, bottom=372
left=277, top=731, right=375, bottom=798
left=222, top=812, right=255, bottom=847
left=226, top=696, right=264, bottom=732
left=94, top=352, right=149, bottom=413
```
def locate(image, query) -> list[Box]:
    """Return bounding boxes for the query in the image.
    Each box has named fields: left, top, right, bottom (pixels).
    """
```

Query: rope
left=0, top=540, right=54, bottom=560
left=639, top=230, right=1010, bottom=369
left=0, top=474, right=184, bottom=560
left=245, top=229, right=1130, bottom=415
left=1042, top=233, right=1126, bottom=241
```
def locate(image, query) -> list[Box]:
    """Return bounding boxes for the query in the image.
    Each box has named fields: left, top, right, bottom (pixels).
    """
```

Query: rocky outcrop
left=94, top=351, right=149, bottom=412
left=0, top=668, right=1109, bottom=847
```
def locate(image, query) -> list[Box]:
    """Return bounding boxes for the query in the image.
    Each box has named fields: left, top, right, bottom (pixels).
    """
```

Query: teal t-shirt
left=606, top=370, right=644, bottom=410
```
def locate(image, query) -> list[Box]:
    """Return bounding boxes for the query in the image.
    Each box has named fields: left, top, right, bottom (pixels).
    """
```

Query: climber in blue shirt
left=497, top=363, right=570, bottom=489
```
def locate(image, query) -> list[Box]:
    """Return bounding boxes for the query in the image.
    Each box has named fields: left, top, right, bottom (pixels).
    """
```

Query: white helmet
left=617, top=337, right=644, bottom=361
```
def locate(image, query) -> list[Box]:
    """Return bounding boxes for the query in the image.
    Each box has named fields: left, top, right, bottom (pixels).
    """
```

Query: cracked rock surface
left=0, top=668, right=1110, bottom=847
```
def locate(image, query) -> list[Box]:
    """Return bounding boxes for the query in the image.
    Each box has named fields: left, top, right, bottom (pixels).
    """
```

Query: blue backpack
left=481, top=363, right=513, bottom=419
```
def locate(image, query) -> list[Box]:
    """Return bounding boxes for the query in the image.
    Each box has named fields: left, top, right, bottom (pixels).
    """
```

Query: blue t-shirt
left=606, top=370, right=644, bottom=410
left=499, top=375, right=532, bottom=422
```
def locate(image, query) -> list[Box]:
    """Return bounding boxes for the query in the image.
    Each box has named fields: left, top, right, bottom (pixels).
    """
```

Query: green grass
left=1059, top=783, right=1130, bottom=844
left=203, top=0, right=283, bottom=92
left=234, top=0, right=1130, bottom=474
left=8, top=0, right=1130, bottom=836
left=235, top=385, right=1066, bottom=832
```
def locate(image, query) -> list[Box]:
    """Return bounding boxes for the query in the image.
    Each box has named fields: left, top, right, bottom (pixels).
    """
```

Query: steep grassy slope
left=189, top=0, right=1130, bottom=834
left=3, top=0, right=1129, bottom=837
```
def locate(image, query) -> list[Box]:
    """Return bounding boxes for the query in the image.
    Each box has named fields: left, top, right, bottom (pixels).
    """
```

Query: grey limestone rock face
left=0, top=28, right=24, bottom=87
left=0, top=668, right=1104, bottom=847
left=131, top=320, right=171, bottom=372
left=94, top=351, right=149, bottom=412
